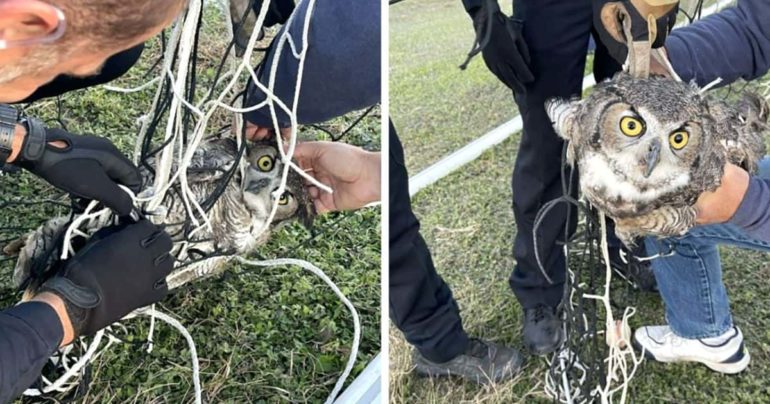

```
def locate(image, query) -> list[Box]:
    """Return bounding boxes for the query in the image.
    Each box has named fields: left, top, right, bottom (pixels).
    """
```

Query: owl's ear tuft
left=545, top=97, right=580, bottom=140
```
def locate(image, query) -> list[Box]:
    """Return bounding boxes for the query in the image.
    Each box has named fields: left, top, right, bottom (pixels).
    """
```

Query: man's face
left=0, top=4, right=181, bottom=103
left=0, top=47, right=128, bottom=102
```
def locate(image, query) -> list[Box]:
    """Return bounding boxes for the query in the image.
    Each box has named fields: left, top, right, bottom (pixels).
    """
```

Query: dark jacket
left=244, top=0, right=381, bottom=127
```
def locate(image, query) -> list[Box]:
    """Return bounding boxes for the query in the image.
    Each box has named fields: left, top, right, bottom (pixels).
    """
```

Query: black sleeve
left=462, top=0, right=483, bottom=14
left=243, top=0, right=381, bottom=127
left=0, top=302, right=63, bottom=404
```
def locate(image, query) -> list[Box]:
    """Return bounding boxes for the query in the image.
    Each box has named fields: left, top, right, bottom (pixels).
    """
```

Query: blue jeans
left=644, top=158, right=770, bottom=339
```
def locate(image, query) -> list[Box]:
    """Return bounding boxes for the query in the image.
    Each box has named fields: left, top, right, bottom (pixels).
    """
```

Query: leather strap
left=19, top=116, right=46, bottom=162
left=41, top=277, right=101, bottom=308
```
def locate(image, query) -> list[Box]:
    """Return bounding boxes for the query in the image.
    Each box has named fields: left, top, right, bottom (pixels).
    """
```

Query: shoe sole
left=632, top=337, right=750, bottom=374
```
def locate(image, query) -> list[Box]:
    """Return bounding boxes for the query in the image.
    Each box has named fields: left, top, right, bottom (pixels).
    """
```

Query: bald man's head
left=0, top=0, right=187, bottom=102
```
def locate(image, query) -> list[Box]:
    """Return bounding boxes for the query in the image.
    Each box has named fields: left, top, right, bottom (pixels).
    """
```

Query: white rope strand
left=236, top=257, right=360, bottom=404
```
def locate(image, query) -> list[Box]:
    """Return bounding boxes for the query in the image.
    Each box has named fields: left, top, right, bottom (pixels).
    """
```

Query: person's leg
left=509, top=0, right=594, bottom=354
left=635, top=226, right=760, bottom=374
left=644, top=235, right=733, bottom=339
left=388, top=121, right=523, bottom=383
left=388, top=122, right=469, bottom=363
left=636, top=156, right=770, bottom=373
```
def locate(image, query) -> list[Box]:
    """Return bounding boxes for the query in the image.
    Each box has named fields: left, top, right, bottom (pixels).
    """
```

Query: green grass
left=0, top=6, right=380, bottom=403
left=389, top=0, right=514, bottom=173
left=390, top=0, right=770, bottom=402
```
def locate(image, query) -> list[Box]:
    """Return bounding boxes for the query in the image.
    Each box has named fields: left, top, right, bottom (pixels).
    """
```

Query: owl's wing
left=7, top=216, right=71, bottom=293
left=141, top=136, right=241, bottom=187
left=184, top=137, right=241, bottom=184
left=707, top=93, right=768, bottom=173
left=733, top=92, right=769, bottom=173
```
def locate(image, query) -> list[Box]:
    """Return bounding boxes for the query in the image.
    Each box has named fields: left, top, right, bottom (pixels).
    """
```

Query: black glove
left=40, top=220, right=173, bottom=337
left=461, top=0, right=534, bottom=93
left=593, top=0, right=679, bottom=65
left=16, top=128, right=142, bottom=216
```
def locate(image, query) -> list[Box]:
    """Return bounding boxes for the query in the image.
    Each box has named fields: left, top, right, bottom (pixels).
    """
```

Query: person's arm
left=0, top=220, right=173, bottom=403
left=243, top=0, right=380, bottom=129
left=3, top=116, right=142, bottom=216
left=667, top=0, right=770, bottom=86
left=0, top=296, right=70, bottom=404
left=695, top=163, right=770, bottom=243
left=292, top=141, right=380, bottom=213
left=727, top=175, right=770, bottom=242
left=461, top=0, right=483, bottom=14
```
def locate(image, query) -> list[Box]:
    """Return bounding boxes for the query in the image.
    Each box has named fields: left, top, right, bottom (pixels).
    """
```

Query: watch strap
left=0, top=104, right=18, bottom=167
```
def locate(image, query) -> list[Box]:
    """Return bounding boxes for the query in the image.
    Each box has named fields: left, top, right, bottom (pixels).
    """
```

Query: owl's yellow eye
left=257, top=155, right=274, bottom=172
left=619, top=116, right=645, bottom=137
left=278, top=192, right=290, bottom=205
left=669, top=130, right=689, bottom=150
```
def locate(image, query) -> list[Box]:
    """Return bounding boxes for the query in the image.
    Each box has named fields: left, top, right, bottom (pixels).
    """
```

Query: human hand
left=466, top=0, right=533, bottom=93
left=244, top=121, right=292, bottom=141
left=39, top=219, right=173, bottom=338
left=291, top=141, right=380, bottom=213
left=593, top=0, right=679, bottom=65
left=695, top=163, right=750, bottom=225
left=14, top=127, right=141, bottom=215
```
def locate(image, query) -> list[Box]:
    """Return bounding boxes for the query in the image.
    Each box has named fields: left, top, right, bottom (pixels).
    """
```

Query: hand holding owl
left=695, top=163, right=751, bottom=225
left=292, top=141, right=381, bottom=213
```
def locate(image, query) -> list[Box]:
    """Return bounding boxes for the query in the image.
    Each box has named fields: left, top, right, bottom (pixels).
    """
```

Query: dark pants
left=509, top=0, right=621, bottom=309
left=388, top=121, right=469, bottom=363
left=18, top=44, right=145, bottom=103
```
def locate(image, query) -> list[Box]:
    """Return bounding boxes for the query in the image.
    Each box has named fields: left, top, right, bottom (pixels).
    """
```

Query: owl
left=7, top=133, right=315, bottom=295
left=546, top=73, right=768, bottom=245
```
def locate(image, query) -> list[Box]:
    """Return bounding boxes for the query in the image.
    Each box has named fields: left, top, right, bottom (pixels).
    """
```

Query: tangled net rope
left=0, top=0, right=376, bottom=402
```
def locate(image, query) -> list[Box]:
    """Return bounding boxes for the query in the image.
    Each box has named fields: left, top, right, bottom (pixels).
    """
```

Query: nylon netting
left=0, top=0, right=377, bottom=402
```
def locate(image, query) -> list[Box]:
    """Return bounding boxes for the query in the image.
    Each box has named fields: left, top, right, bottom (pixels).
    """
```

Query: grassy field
left=0, top=6, right=380, bottom=403
left=390, top=0, right=770, bottom=403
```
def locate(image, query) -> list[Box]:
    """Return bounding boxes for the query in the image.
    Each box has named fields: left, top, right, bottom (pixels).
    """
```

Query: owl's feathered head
left=242, top=138, right=316, bottom=229
left=545, top=73, right=726, bottom=188
left=544, top=73, right=767, bottom=223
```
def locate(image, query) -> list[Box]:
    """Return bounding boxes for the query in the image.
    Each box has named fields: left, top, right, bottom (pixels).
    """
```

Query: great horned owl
left=8, top=133, right=315, bottom=295
left=546, top=73, right=768, bottom=245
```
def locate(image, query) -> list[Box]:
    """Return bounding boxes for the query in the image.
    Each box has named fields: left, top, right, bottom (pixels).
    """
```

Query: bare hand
left=243, top=122, right=292, bottom=141
left=291, top=141, right=381, bottom=213
left=695, top=163, right=750, bottom=225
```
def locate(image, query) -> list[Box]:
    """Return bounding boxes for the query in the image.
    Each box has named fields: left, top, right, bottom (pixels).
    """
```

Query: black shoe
left=412, top=338, right=524, bottom=384
left=607, top=245, right=658, bottom=292
left=522, top=305, right=564, bottom=355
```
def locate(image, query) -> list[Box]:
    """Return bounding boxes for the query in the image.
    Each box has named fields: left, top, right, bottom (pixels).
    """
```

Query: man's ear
left=0, top=0, right=61, bottom=44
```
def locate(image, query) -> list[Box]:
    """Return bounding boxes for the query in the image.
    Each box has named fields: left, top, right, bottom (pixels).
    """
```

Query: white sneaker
left=633, top=325, right=750, bottom=374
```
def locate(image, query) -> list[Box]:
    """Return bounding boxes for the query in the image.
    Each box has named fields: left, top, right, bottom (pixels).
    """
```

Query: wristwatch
left=0, top=104, right=17, bottom=168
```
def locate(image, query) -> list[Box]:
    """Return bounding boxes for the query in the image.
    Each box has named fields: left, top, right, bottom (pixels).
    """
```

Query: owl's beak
left=644, top=139, right=661, bottom=178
